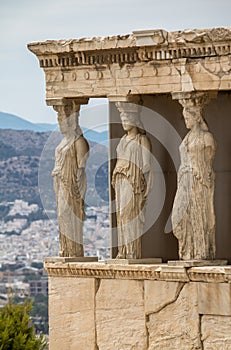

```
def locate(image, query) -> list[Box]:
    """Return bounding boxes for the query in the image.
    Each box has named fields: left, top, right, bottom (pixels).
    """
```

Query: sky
left=0, top=0, right=230, bottom=128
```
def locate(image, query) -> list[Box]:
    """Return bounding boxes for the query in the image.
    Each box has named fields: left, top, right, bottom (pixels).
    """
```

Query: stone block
left=168, top=260, right=228, bottom=267
left=147, top=282, right=201, bottom=349
left=96, top=279, right=147, bottom=350
left=44, top=256, right=98, bottom=263
left=105, top=258, right=162, bottom=265
left=202, top=315, right=231, bottom=349
left=49, top=277, right=96, bottom=350
left=198, top=282, right=231, bottom=316
left=144, top=280, right=184, bottom=314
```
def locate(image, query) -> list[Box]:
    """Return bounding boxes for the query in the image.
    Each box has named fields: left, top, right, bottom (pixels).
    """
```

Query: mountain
left=0, top=112, right=108, bottom=144
left=0, top=112, right=56, bottom=132
left=82, top=128, right=108, bottom=144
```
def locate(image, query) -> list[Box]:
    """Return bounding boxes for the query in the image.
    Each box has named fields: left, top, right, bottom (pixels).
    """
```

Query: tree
left=0, top=299, right=47, bottom=350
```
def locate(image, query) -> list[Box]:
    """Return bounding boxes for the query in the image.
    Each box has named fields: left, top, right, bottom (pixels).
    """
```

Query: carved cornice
left=28, top=28, right=231, bottom=99
left=44, top=261, right=231, bottom=283
left=28, top=27, right=231, bottom=69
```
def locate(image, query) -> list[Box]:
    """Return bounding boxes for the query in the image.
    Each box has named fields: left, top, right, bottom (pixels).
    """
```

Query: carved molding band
left=44, top=262, right=231, bottom=283
left=38, top=44, right=231, bottom=68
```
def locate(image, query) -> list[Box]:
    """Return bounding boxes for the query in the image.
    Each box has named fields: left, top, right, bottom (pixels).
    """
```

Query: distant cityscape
left=0, top=199, right=110, bottom=294
left=0, top=198, right=110, bottom=334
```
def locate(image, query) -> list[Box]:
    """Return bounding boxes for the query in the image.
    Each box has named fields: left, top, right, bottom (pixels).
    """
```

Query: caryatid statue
left=172, top=92, right=216, bottom=260
left=112, top=102, right=154, bottom=259
left=52, top=100, right=89, bottom=257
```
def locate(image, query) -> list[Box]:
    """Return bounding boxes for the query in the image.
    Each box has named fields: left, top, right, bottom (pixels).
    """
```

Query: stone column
left=111, top=99, right=154, bottom=260
left=47, top=98, right=91, bottom=258
left=171, top=91, right=218, bottom=262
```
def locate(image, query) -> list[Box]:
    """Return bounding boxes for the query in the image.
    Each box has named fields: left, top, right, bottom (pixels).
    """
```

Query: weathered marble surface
left=202, top=315, right=231, bottom=350
left=168, top=259, right=227, bottom=267
left=28, top=27, right=231, bottom=101
left=198, top=282, right=231, bottom=316
left=112, top=102, right=153, bottom=259
left=46, top=262, right=231, bottom=349
left=144, top=280, right=184, bottom=314
left=172, top=92, right=216, bottom=260
left=49, top=277, right=96, bottom=350
left=96, top=279, right=147, bottom=350
left=147, top=283, right=202, bottom=349
left=52, top=101, right=89, bottom=257
left=105, top=258, right=162, bottom=265
left=44, top=257, right=98, bottom=263
left=28, top=27, right=231, bottom=54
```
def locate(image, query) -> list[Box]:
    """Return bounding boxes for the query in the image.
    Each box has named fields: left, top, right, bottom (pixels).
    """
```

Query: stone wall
left=45, top=261, right=231, bottom=350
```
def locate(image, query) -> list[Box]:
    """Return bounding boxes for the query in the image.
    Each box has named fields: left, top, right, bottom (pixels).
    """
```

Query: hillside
left=0, top=111, right=108, bottom=143
left=0, top=129, right=109, bottom=209
left=0, top=112, right=56, bottom=132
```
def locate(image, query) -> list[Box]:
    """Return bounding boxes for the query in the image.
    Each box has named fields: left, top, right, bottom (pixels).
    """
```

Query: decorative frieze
left=44, top=261, right=161, bottom=280
left=33, top=42, right=231, bottom=69
left=44, top=261, right=231, bottom=283
left=188, top=266, right=231, bottom=283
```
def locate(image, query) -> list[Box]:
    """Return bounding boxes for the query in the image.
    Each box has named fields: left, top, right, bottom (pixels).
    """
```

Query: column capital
left=171, top=91, right=217, bottom=110
left=108, top=95, right=142, bottom=105
left=114, top=99, right=145, bottom=133
left=46, top=97, right=89, bottom=106
left=46, top=97, right=89, bottom=120
left=115, top=101, right=140, bottom=115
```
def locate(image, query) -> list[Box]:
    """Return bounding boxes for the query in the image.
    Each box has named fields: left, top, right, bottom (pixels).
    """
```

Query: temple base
left=105, top=258, right=162, bottom=265
left=44, top=260, right=231, bottom=349
left=44, top=256, right=98, bottom=263
left=168, top=259, right=228, bottom=267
